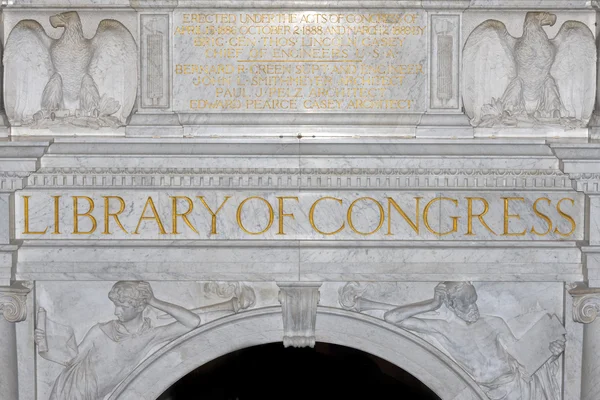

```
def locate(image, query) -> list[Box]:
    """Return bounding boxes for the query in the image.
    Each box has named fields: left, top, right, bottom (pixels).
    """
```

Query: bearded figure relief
left=4, top=12, right=137, bottom=129
left=463, top=12, right=596, bottom=129
left=339, top=282, right=566, bottom=400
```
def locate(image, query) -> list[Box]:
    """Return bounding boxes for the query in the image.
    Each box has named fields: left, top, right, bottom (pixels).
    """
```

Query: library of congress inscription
left=173, top=11, right=427, bottom=112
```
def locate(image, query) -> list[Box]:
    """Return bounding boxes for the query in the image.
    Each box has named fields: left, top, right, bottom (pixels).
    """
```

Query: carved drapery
left=0, top=283, right=30, bottom=322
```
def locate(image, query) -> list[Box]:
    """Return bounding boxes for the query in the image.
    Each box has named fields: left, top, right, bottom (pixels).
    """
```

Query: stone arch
left=109, top=307, right=487, bottom=400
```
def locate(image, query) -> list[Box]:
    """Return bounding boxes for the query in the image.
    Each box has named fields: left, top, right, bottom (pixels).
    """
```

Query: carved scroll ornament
left=463, top=12, right=596, bottom=128
left=278, top=283, right=321, bottom=348
left=0, top=283, right=31, bottom=323
left=571, top=286, right=600, bottom=324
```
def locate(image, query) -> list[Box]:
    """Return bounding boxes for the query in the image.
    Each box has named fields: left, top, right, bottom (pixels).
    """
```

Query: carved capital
left=0, top=283, right=31, bottom=323
left=278, top=283, right=321, bottom=348
left=570, top=285, right=600, bottom=324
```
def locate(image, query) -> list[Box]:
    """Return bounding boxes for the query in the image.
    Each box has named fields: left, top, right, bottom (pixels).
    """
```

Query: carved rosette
left=0, top=283, right=31, bottom=323
left=278, top=283, right=321, bottom=348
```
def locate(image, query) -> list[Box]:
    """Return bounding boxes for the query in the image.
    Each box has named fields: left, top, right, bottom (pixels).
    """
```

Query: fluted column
left=0, top=283, right=30, bottom=400
left=571, top=285, right=600, bottom=400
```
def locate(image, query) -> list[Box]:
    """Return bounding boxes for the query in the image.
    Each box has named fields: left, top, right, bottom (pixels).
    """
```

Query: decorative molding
left=570, top=285, right=600, bottom=324
left=27, top=168, right=571, bottom=190
left=278, top=283, right=321, bottom=348
left=0, top=283, right=31, bottom=323
left=0, top=172, right=30, bottom=191
left=569, top=174, right=600, bottom=193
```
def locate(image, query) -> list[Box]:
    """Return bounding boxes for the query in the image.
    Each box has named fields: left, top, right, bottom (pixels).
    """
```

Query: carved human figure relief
left=35, top=281, right=201, bottom=400
left=339, top=282, right=566, bottom=400
left=35, top=281, right=257, bottom=400
left=463, top=12, right=596, bottom=128
left=4, top=12, right=138, bottom=129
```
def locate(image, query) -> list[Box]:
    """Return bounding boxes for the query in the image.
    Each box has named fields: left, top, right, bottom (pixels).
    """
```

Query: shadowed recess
left=157, top=342, right=442, bottom=400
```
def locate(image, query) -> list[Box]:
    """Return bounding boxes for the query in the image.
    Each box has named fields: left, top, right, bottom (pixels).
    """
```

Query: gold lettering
left=502, top=197, right=526, bottom=236
left=346, top=197, right=384, bottom=236
left=309, top=197, right=345, bottom=235
left=386, top=197, right=420, bottom=235
left=277, top=196, right=299, bottom=235
left=171, top=196, right=199, bottom=234
left=423, top=197, right=459, bottom=236
left=531, top=197, right=552, bottom=236
left=103, top=196, right=128, bottom=234
left=197, top=196, right=231, bottom=235
left=134, top=197, right=167, bottom=235
left=22, top=196, right=48, bottom=235
left=52, top=196, right=61, bottom=234
left=554, top=198, right=577, bottom=237
left=236, top=196, right=274, bottom=235
left=466, top=197, right=496, bottom=235
left=73, top=196, right=97, bottom=235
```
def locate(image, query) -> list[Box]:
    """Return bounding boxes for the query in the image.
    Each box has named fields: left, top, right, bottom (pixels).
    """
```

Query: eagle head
left=49, top=11, right=80, bottom=29
left=525, top=12, right=557, bottom=27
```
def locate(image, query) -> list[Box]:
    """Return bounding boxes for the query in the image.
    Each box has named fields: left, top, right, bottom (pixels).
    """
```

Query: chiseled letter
left=52, top=195, right=61, bottom=234
left=423, top=197, right=459, bottom=236
left=554, top=198, right=577, bottom=237
left=466, top=197, right=496, bottom=236
left=531, top=197, right=552, bottom=236
left=73, top=196, right=97, bottom=235
left=22, top=195, right=48, bottom=235
left=198, top=196, right=231, bottom=235
left=386, top=197, right=420, bottom=235
left=277, top=196, right=299, bottom=235
left=501, top=197, right=526, bottom=236
left=134, top=197, right=167, bottom=235
left=236, top=196, right=274, bottom=235
left=309, top=197, right=345, bottom=235
left=347, top=197, right=385, bottom=236
left=171, top=196, right=199, bottom=234
left=103, top=196, right=128, bottom=234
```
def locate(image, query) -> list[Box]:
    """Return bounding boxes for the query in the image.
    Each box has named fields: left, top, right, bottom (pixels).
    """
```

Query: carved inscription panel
left=173, top=11, right=428, bottom=113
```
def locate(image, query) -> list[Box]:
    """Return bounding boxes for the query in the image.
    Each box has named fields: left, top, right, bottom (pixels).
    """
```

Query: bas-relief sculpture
left=339, top=282, right=566, bottom=400
left=463, top=12, right=596, bottom=129
left=35, top=281, right=256, bottom=399
left=3, top=11, right=137, bottom=129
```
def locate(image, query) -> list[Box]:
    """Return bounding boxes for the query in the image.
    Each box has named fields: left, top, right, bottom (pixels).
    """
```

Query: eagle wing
left=3, top=20, right=54, bottom=124
left=89, top=20, right=138, bottom=124
left=463, top=20, right=517, bottom=125
left=551, top=21, right=596, bottom=124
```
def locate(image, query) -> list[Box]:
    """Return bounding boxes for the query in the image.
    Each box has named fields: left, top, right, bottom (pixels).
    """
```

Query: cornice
left=26, top=167, right=572, bottom=190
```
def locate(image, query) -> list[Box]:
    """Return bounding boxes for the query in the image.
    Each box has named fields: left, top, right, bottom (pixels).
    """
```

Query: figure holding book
left=34, top=281, right=201, bottom=400
left=340, top=281, right=566, bottom=400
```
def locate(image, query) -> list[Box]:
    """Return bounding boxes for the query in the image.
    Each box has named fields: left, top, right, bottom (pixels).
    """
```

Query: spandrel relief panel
left=173, top=11, right=428, bottom=113
left=34, top=280, right=277, bottom=400
left=326, top=281, right=567, bottom=400
left=31, top=280, right=568, bottom=400
left=15, top=191, right=584, bottom=241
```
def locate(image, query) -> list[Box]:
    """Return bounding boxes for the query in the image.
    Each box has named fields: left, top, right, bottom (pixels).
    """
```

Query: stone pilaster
left=571, top=285, right=600, bottom=400
left=0, top=283, right=30, bottom=399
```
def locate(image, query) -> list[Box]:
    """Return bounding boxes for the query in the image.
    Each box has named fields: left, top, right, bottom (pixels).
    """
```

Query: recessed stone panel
left=173, top=10, right=428, bottom=113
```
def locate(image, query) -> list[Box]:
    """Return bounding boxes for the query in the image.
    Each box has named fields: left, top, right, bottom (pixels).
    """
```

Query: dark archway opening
left=157, top=342, right=442, bottom=400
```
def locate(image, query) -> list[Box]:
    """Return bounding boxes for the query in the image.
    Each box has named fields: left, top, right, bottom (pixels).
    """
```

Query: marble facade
left=1, top=1, right=600, bottom=399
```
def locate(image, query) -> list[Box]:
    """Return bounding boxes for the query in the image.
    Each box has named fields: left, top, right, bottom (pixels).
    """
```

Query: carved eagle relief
left=463, top=12, right=596, bottom=128
left=3, top=12, right=137, bottom=129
